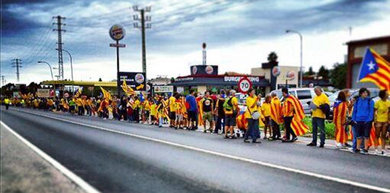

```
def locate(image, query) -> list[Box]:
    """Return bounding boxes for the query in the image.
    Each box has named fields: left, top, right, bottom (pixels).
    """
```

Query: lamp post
left=286, top=29, right=303, bottom=88
left=38, top=61, right=54, bottom=80
left=58, top=48, right=74, bottom=92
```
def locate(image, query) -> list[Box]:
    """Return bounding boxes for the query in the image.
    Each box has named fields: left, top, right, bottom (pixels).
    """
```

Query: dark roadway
left=1, top=107, right=389, bottom=193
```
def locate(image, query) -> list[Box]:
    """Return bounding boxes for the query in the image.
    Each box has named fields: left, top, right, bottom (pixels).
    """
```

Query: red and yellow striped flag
left=270, top=97, right=283, bottom=124
left=333, top=101, right=348, bottom=144
left=286, top=95, right=309, bottom=136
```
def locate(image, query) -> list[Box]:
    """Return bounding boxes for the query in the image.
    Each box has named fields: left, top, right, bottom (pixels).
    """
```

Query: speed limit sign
left=238, top=76, right=252, bottom=94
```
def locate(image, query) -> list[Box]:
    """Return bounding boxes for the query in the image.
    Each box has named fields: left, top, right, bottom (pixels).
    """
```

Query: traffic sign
left=238, top=76, right=252, bottom=94
left=109, top=43, right=126, bottom=48
left=109, top=24, right=125, bottom=41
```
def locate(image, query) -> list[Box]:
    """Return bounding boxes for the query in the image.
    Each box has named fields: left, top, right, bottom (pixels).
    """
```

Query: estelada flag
left=100, top=87, right=112, bottom=101
left=122, top=79, right=135, bottom=96
left=74, top=87, right=83, bottom=98
left=270, top=97, right=283, bottom=124
left=358, top=48, right=390, bottom=91
left=333, top=101, right=348, bottom=144
left=285, top=95, right=309, bottom=136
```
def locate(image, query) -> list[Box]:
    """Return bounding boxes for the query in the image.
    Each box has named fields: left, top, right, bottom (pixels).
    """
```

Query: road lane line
left=6, top=109, right=390, bottom=192
left=0, top=121, right=101, bottom=193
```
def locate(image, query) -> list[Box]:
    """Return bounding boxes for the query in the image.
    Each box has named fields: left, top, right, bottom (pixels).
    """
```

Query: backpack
left=223, top=97, right=233, bottom=111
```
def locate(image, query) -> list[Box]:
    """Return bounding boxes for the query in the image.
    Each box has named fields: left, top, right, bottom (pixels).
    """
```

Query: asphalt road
left=1, top=107, right=390, bottom=193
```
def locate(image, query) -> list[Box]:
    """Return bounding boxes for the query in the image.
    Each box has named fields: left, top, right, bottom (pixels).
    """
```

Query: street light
left=38, top=61, right=54, bottom=80
left=286, top=29, right=303, bottom=88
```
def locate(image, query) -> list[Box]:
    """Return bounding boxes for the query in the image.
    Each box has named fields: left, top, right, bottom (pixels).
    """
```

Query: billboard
left=153, top=85, right=173, bottom=93
left=190, top=65, right=218, bottom=76
left=37, top=89, right=51, bottom=98
left=118, top=72, right=146, bottom=91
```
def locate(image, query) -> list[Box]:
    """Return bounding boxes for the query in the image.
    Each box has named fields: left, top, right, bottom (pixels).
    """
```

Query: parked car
left=271, top=88, right=318, bottom=115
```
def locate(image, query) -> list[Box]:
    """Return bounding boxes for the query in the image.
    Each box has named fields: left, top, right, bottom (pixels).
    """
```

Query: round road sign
left=272, top=66, right=281, bottom=77
left=238, top=76, right=252, bottom=94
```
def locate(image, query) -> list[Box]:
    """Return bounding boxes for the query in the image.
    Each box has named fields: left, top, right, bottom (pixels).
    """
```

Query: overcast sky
left=1, top=0, right=390, bottom=84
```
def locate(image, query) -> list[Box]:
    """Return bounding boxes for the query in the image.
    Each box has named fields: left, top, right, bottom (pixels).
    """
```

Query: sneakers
left=319, top=144, right=324, bottom=148
left=307, top=142, right=316, bottom=147
left=360, top=149, right=368, bottom=155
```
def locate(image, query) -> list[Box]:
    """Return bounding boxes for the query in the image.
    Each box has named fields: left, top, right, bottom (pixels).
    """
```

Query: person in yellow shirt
left=374, top=90, right=390, bottom=154
left=168, top=93, right=177, bottom=128
left=133, top=96, right=140, bottom=123
left=150, top=100, right=158, bottom=125
left=4, top=98, right=10, bottom=110
left=47, top=98, right=54, bottom=111
left=143, top=98, right=151, bottom=124
left=308, top=86, right=329, bottom=147
left=224, top=90, right=239, bottom=139
left=75, top=97, right=84, bottom=115
left=261, top=95, right=272, bottom=139
left=175, top=95, right=183, bottom=129
left=244, top=88, right=260, bottom=143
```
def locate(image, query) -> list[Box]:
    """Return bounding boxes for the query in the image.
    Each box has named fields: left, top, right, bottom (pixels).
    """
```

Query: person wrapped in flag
left=333, top=91, right=348, bottom=148
left=281, top=88, right=309, bottom=143
left=270, top=91, right=283, bottom=140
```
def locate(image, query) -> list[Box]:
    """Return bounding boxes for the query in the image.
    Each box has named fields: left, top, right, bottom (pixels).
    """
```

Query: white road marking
left=0, top=121, right=100, bottom=193
left=6, top=108, right=390, bottom=193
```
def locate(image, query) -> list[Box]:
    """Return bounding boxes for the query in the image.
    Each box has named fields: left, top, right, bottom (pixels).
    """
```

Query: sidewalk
left=1, top=125, right=86, bottom=193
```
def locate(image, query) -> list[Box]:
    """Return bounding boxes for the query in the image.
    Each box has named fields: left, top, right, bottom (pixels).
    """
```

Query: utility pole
left=11, top=59, right=22, bottom=82
left=133, top=6, right=151, bottom=76
left=53, top=15, right=66, bottom=80
left=1, top=75, right=6, bottom=86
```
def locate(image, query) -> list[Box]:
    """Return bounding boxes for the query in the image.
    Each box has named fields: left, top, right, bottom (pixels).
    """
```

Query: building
left=346, top=36, right=390, bottom=88
left=171, top=65, right=269, bottom=94
left=251, top=65, right=299, bottom=92
left=148, top=76, right=171, bottom=86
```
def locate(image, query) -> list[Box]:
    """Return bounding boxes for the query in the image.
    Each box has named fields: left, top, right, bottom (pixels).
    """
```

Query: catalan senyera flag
left=122, top=79, right=135, bottom=96
left=270, top=97, right=283, bottom=124
left=333, top=101, right=348, bottom=144
left=100, top=87, right=112, bottom=101
left=286, top=95, right=309, bottom=136
left=358, top=48, right=390, bottom=91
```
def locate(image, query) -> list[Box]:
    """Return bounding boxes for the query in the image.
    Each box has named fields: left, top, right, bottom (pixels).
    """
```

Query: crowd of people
left=2, top=86, right=389, bottom=155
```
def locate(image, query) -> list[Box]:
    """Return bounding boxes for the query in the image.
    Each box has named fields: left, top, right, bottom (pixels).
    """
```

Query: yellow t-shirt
left=312, top=93, right=329, bottom=118
left=261, top=103, right=271, bottom=117
left=374, top=100, right=390, bottom=122
left=169, top=96, right=176, bottom=112
left=133, top=100, right=140, bottom=109
left=150, top=104, right=157, bottom=116
left=245, top=96, right=258, bottom=119
left=224, top=97, right=238, bottom=115
left=144, top=101, right=151, bottom=111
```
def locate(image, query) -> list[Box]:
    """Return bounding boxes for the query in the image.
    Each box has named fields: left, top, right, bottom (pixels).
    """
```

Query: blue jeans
left=215, top=117, right=225, bottom=133
left=352, top=125, right=365, bottom=150
left=312, top=117, right=326, bottom=145
left=244, top=119, right=260, bottom=141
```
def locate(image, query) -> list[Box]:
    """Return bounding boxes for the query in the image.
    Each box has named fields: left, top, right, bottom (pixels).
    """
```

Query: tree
left=330, top=63, right=347, bottom=89
left=318, top=65, right=329, bottom=80
left=305, top=66, right=315, bottom=76
left=267, top=52, right=278, bottom=63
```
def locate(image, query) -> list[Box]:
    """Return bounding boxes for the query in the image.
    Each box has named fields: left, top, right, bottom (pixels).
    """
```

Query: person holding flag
left=281, top=88, right=308, bottom=143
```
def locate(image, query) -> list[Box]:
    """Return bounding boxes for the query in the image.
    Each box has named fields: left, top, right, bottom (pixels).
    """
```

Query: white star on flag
left=367, top=61, right=376, bottom=70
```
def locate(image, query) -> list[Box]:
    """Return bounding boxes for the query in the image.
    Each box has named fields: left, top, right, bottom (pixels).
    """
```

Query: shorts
left=375, top=122, right=388, bottom=138
left=203, top=112, right=213, bottom=122
left=188, top=111, right=197, bottom=120
left=145, top=111, right=150, bottom=118
left=176, top=114, right=183, bottom=121
left=151, top=115, right=157, bottom=121
left=225, top=115, right=236, bottom=127
left=264, top=117, right=270, bottom=127
left=169, top=112, right=176, bottom=120
left=355, top=121, right=371, bottom=138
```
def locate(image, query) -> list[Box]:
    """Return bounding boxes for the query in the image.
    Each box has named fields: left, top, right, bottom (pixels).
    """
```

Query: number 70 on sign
left=238, top=77, right=252, bottom=94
